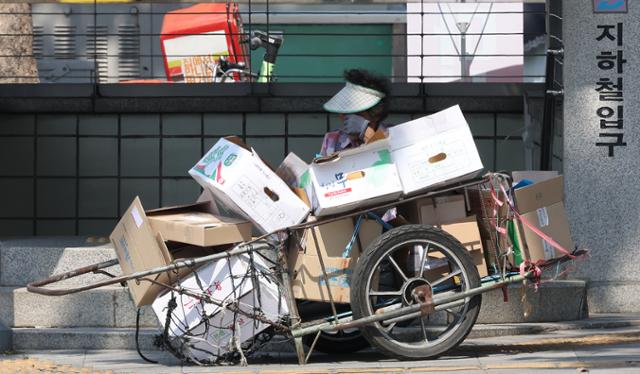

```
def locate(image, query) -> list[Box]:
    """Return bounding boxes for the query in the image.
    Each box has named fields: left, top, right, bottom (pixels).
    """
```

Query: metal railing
left=0, top=1, right=548, bottom=84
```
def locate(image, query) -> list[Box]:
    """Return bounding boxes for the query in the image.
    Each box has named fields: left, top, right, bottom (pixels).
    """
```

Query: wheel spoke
left=418, top=244, right=430, bottom=278
left=445, top=308, right=462, bottom=317
left=445, top=308, right=463, bottom=322
left=357, top=228, right=481, bottom=356
left=431, top=269, right=462, bottom=287
left=387, top=255, right=409, bottom=282
left=369, top=291, right=402, bottom=297
left=420, top=318, right=430, bottom=343
left=373, top=302, right=402, bottom=315
left=381, top=321, right=397, bottom=333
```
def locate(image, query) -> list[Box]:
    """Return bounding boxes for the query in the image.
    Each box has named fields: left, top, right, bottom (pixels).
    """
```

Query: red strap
left=519, top=260, right=543, bottom=290
left=487, top=183, right=509, bottom=237
left=490, top=187, right=505, bottom=207
left=499, top=184, right=575, bottom=259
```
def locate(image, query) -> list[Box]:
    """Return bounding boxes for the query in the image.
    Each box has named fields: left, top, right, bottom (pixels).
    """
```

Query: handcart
left=26, top=172, right=586, bottom=366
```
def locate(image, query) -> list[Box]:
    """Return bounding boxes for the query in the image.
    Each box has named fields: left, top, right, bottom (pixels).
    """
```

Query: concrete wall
left=563, top=0, right=640, bottom=312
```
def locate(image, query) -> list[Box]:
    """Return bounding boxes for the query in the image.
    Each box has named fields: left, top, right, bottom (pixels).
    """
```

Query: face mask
left=342, top=114, right=369, bottom=136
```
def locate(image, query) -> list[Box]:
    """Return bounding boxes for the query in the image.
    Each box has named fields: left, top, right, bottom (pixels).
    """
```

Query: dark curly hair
left=344, top=69, right=390, bottom=98
left=344, top=69, right=390, bottom=123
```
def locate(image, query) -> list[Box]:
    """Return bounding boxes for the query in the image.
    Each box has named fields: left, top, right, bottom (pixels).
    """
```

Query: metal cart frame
left=26, top=173, right=584, bottom=365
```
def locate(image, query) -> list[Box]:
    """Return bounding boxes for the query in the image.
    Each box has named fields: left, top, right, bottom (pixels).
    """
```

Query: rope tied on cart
left=151, top=242, right=290, bottom=366
left=484, top=172, right=589, bottom=288
left=518, top=260, right=544, bottom=290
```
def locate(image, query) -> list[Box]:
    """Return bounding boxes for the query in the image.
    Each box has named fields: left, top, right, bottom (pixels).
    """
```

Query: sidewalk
left=2, top=314, right=640, bottom=374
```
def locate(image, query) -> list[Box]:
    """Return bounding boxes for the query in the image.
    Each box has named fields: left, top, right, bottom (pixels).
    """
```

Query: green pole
left=258, top=60, right=275, bottom=83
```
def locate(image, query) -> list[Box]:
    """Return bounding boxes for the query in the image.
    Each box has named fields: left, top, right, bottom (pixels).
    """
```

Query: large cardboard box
left=308, top=139, right=403, bottom=216
left=405, top=216, right=488, bottom=278
left=513, top=174, right=564, bottom=213
left=467, top=171, right=556, bottom=268
left=110, top=197, right=220, bottom=306
left=288, top=217, right=383, bottom=303
left=151, top=253, right=286, bottom=360
left=399, top=195, right=467, bottom=226
left=146, top=202, right=252, bottom=247
left=388, top=105, right=483, bottom=195
left=186, top=285, right=283, bottom=359
left=189, top=137, right=310, bottom=234
left=440, top=216, right=489, bottom=277
left=512, top=175, right=575, bottom=262
left=512, top=170, right=558, bottom=185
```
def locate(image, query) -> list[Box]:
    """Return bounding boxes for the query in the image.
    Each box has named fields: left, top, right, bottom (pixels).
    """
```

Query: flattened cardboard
left=110, top=197, right=206, bottom=306
left=399, top=195, right=467, bottom=226
left=440, top=216, right=489, bottom=277
left=147, top=204, right=252, bottom=247
left=288, top=217, right=383, bottom=303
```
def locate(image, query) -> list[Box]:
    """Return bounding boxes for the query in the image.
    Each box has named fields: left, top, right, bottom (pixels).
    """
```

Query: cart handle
left=27, top=258, right=121, bottom=296
left=27, top=241, right=274, bottom=296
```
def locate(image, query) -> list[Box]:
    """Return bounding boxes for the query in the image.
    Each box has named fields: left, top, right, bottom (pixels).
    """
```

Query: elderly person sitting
left=320, top=69, right=391, bottom=155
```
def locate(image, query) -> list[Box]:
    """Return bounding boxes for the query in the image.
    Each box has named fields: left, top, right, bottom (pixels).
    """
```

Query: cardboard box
left=363, top=127, right=387, bottom=144
left=186, top=285, right=283, bottom=359
left=189, top=137, right=310, bottom=234
left=308, top=139, right=403, bottom=216
left=405, top=216, right=488, bottom=278
left=388, top=105, right=483, bottom=195
left=513, top=175, right=564, bottom=214
left=110, top=197, right=220, bottom=306
left=288, top=217, right=383, bottom=303
left=512, top=175, right=575, bottom=262
left=146, top=202, right=252, bottom=247
left=511, top=170, right=558, bottom=185
left=440, top=216, right=489, bottom=277
left=518, top=202, right=574, bottom=262
left=151, top=253, right=286, bottom=360
left=276, top=152, right=312, bottom=208
left=399, top=195, right=467, bottom=226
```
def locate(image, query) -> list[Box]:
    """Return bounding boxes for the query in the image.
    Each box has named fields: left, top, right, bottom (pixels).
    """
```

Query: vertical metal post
left=277, top=232, right=306, bottom=365
left=310, top=226, right=339, bottom=320
left=541, top=0, right=564, bottom=170
left=460, top=33, right=467, bottom=81
left=540, top=50, right=560, bottom=170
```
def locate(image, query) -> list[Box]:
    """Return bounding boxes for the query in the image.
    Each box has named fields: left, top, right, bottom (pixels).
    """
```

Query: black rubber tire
left=302, top=330, right=370, bottom=354
left=350, top=224, right=481, bottom=360
left=297, top=301, right=369, bottom=354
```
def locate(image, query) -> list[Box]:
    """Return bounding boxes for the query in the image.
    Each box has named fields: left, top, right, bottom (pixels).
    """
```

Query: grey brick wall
left=0, top=111, right=525, bottom=236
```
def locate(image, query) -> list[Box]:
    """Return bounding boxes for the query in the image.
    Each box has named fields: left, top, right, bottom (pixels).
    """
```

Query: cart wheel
left=350, top=224, right=481, bottom=360
left=297, top=301, right=369, bottom=354
left=302, top=329, right=369, bottom=354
